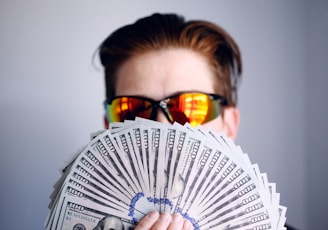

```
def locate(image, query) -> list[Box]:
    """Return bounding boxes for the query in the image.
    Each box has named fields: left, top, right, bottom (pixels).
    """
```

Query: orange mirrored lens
left=107, top=97, right=153, bottom=122
left=167, top=93, right=221, bottom=126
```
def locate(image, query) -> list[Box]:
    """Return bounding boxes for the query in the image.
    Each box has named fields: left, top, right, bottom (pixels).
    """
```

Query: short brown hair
left=99, top=13, right=242, bottom=106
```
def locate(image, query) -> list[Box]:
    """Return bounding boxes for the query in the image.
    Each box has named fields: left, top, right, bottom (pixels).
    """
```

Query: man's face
left=113, top=48, right=239, bottom=139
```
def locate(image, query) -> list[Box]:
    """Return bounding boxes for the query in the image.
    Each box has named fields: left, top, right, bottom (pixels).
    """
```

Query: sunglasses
left=104, top=92, right=227, bottom=127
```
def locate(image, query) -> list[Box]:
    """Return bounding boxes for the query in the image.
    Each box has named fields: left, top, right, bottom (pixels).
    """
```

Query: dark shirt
left=286, top=224, right=297, bottom=230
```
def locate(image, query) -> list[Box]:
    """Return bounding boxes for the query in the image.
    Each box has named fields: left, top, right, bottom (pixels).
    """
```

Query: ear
left=104, top=115, right=109, bottom=129
left=222, top=107, right=240, bottom=140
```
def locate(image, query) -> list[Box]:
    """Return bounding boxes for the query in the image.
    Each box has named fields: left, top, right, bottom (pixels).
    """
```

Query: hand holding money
left=134, top=211, right=193, bottom=230
left=45, top=118, right=287, bottom=230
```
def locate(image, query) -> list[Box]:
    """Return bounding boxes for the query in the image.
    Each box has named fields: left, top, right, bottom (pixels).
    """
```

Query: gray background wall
left=1, top=0, right=327, bottom=229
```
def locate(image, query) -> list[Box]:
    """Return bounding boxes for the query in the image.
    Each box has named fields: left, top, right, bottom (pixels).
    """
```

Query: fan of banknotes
left=45, top=118, right=287, bottom=230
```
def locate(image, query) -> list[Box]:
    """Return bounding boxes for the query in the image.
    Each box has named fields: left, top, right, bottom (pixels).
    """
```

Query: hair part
left=99, top=13, right=242, bottom=106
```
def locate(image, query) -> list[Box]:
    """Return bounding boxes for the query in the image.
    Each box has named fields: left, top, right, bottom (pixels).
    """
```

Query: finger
left=150, top=212, right=171, bottom=230
left=167, top=213, right=184, bottom=230
left=135, top=211, right=159, bottom=230
left=183, top=219, right=193, bottom=230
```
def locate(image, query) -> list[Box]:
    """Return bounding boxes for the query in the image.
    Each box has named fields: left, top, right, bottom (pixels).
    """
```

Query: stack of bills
left=45, top=118, right=287, bottom=230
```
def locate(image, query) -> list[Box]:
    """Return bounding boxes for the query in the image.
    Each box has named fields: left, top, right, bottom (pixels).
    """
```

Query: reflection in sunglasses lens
left=108, top=98, right=153, bottom=122
left=168, top=93, right=213, bottom=126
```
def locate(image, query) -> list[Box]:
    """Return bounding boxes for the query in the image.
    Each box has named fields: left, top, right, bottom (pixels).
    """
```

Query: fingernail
left=147, top=211, right=159, bottom=220
left=172, top=213, right=183, bottom=223
left=183, top=219, right=192, bottom=230
left=159, top=212, right=171, bottom=222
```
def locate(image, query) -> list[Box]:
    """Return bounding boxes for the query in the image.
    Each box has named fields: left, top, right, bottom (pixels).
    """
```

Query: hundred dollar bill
left=67, top=163, right=155, bottom=221
left=193, top=137, right=257, bottom=203
left=48, top=145, right=132, bottom=216
left=140, top=125, right=152, bottom=195
left=166, top=123, right=188, bottom=204
left=201, top=210, right=273, bottom=230
left=129, top=124, right=151, bottom=195
left=70, top=157, right=144, bottom=206
left=149, top=125, right=166, bottom=211
left=64, top=144, right=153, bottom=213
left=277, top=205, right=287, bottom=230
left=54, top=196, right=136, bottom=230
left=60, top=181, right=135, bottom=216
left=191, top=159, right=240, bottom=212
left=197, top=190, right=273, bottom=229
left=90, top=137, right=156, bottom=215
left=97, top=132, right=145, bottom=196
left=46, top=196, right=61, bottom=229
left=68, top=165, right=132, bottom=207
left=185, top=152, right=230, bottom=215
left=135, top=118, right=169, bottom=211
left=140, top=120, right=183, bottom=212
left=250, top=165, right=274, bottom=216
left=208, top=130, right=256, bottom=178
left=186, top=173, right=263, bottom=228
left=169, top=132, right=204, bottom=213
left=198, top=167, right=253, bottom=214
left=152, top=122, right=181, bottom=212
left=48, top=145, right=87, bottom=210
left=80, top=147, right=135, bottom=199
left=107, top=131, right=143, bottom=193
left=122, top=130, right=147, bottom=191
left=50, top=166, right=150, bottom=229
left=167, top=126, right=276, bottom=230
left=177, top=140, right=215, bottom=214
left=198, top=187, right=268, bottom=227
left=160, top=126, right=176, bottom=210
left=180, top=148, right=222, bottom=214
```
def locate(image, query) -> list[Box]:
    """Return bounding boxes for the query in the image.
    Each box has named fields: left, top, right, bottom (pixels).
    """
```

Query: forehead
left=115, top=49, right=217, bottom=100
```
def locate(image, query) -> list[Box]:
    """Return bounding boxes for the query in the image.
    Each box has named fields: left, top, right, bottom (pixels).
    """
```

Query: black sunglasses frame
left=104, top=92, right=228, bottom=124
